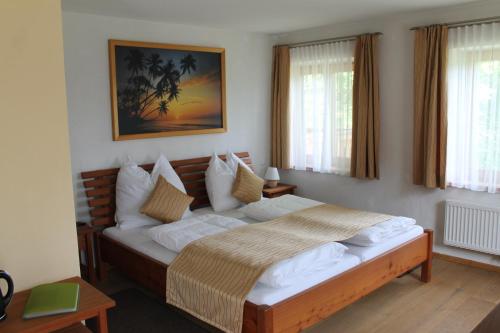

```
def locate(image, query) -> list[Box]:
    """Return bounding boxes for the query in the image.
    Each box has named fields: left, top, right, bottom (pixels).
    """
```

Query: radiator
left=444, top=200, right=500, bottom=255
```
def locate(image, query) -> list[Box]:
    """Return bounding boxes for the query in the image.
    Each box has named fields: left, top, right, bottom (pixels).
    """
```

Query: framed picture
left=108, top=39, right=226, bottom=141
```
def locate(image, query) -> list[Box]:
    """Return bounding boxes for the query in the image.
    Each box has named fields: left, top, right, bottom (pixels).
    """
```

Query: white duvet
left=147, top=214, right=347, bottom=288
left=239, top=195, right=417, bottom=246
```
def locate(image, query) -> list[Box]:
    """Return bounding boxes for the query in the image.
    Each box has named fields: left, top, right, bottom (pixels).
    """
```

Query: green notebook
left=23, top=282, right=80, bottom=319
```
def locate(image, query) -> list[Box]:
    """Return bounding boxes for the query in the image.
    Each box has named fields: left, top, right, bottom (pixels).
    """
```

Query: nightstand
left=1, top=276, right=114, bottom=333
left=262, top=183, right=297, bottom=198
left=76, top=222, right=96, bottom=285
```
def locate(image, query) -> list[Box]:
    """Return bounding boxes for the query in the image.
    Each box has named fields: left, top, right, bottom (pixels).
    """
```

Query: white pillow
left=258, top=242, right=347, bottom=288
left=226, top=151, right=252, bottom=174
left=205, top=153, right=241, bottom=212
left=343, top=217, right=416, bottom=246
left=152, top=155, right=193, bottom=220
left=239, top=194, right=322, bottom=221
left=115, top=155, right=191, bottom=229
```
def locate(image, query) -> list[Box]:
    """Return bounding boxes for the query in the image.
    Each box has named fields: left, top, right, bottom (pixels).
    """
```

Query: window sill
left=289, top=166, right=350, bottom=177
left=446, top=182, right=500, bottom=194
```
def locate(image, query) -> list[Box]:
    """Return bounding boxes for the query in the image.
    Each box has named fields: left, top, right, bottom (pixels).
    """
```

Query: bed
left=82, top=152, right=433, bottom=333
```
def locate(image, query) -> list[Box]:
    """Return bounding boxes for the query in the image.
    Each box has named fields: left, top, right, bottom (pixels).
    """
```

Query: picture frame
left=108, top=39, right=227, bottom=141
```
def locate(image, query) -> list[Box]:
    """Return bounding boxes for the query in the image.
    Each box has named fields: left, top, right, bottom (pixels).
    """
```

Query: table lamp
left=264, top=167, right=280, bottom=188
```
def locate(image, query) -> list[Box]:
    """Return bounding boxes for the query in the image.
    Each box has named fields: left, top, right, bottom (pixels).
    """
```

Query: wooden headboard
left=81, top=152, right=252, bottom=228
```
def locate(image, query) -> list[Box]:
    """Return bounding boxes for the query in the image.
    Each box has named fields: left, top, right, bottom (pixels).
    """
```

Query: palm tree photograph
left=109, top=40, right=226, bottom=140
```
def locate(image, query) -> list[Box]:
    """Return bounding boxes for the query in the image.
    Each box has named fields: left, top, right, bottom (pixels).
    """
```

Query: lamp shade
left=264, top=167, right=280, bottom=181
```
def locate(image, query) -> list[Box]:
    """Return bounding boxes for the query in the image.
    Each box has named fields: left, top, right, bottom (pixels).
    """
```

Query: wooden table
left=262, top=183, right=297, bottom=198
left=0, top=276, right=115, bottom=333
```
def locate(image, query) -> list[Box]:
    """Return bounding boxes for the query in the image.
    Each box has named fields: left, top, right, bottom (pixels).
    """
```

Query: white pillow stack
left=115, top=155, right=192, bottom=229
left=226, top=152, right=252, bottom=174
left=205, top=152, right=256, bottom=212
left=343, top=217, right=416, bottom=246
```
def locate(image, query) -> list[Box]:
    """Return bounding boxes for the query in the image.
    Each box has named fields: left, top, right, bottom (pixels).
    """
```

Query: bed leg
left=256, top=305, right=274, bottom=333
left=420, top=229, right=433, bottom=283
left=95, top=232, right=109, bottom=281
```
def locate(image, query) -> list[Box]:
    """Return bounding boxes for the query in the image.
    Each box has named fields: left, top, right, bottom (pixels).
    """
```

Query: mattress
left=344, top=225, right=424, bottom=262
left=103, top=207, right=424, bottom=305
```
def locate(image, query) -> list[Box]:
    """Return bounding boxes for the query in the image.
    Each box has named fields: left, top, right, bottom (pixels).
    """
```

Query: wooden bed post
left=95, top=232, right=109, bottom=281
left=421, top=229, right=433, bottom=283
left=256, top=305, right=273, bottom=333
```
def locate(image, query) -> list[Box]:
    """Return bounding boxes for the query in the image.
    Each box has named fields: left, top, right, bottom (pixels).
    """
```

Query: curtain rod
left=410, top=15, right=500, bottom=31
left=284, top=32, right=383, bottom=49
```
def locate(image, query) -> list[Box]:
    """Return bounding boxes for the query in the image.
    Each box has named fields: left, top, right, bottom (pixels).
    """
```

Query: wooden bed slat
left=89, top=206, right=114, bottom=218
left=175, top=164, right=211, bottom=174
left=184, top=181, right=206, bottom=191
left=86, top=187, right=115, bottom=197
left=83, top=177, right=117, bottom=188
left=92, top=216, right=114, bottom=226
left=81, top=152, right=251, bottom=227
left=180, top=173, right=205, bottom=182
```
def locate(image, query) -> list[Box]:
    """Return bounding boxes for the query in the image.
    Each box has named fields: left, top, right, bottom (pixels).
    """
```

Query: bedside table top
left=1, top=276, right=115, bottom=333
left=262, top=183, right=297, bottom=195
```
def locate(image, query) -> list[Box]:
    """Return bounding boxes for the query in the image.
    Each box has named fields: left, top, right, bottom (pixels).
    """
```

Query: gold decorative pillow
left=141, top=175, right=194, bottom=223
left=231, top=164, right=264, bottom=203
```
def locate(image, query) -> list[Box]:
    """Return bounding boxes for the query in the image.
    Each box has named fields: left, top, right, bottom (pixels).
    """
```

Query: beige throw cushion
left=231, top=164, right=264, bottom=203
left=141, top=175, right=194, bottom=223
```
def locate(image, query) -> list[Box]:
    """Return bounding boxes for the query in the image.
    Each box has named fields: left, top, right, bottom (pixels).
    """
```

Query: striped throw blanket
left=166, top=204, right=393, bottom=333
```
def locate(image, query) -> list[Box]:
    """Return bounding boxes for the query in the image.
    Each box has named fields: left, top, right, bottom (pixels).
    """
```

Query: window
left=447, top=23, right=500, bottom=193
left=289, top=41, right=355, bottom=175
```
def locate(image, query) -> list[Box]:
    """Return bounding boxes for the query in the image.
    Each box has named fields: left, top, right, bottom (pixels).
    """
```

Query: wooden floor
left=305, top=258, right=500, bottom=333
left=98, top=258, right=500, bottom=333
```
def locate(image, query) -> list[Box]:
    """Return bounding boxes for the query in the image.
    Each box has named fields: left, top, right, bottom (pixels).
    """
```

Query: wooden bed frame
left=81, top=152, right=433, bottom=333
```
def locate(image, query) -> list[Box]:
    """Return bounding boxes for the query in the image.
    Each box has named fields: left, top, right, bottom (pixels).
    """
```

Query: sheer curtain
left=289, top=40, right=355, bottom=175
left=447, top=23, right=500, bottom=193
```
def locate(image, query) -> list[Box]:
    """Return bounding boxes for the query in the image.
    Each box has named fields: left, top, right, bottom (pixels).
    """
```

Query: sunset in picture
left=110, top=41, right=225, bottom=139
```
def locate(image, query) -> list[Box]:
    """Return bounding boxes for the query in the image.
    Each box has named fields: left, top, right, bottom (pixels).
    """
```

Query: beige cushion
left=231, top=164, right=264, bottom=203
left=141, top=175, right=194, bottom=223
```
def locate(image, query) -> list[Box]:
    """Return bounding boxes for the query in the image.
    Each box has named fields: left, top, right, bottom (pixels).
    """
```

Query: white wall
left=0, top=0, right=80, bottom=291
left=275, top=0, right=500, bottom=266
left=62, top=12, right=273, bottom=220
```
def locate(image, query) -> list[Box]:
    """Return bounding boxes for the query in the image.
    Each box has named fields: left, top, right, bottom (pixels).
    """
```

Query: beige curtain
left=271, top=45, right=290, bottom=169
left=351, top=34, right=380, bottom=179
left=413, top=25, right=448, bottom=189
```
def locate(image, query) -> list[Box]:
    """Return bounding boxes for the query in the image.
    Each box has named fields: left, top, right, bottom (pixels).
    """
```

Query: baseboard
left=433, top=252, right=500, bottom=274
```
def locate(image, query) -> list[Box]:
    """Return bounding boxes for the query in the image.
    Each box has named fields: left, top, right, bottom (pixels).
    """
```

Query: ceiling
left=62, top=0, right=479, bottom=34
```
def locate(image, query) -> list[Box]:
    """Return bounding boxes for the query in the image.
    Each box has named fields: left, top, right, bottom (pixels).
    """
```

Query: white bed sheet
left=103, top=225, right=177, bottom=265
left=344, top=225, right=424, bottom=262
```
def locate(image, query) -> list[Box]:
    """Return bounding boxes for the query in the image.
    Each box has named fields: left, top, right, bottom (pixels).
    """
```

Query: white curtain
left=447, top=23, right=500, bottom=193
left=289, top=40, right=355, bottom=175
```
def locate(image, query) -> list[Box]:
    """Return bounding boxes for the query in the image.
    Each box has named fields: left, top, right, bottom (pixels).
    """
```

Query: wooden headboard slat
left=88, top=197, right=114, bottom=208
left=81, top=152, right=252, bottom=227
left=175, top=164, right=213, bottom=174
left=180, top=173, right=206, bottom=182
left=83, top=177, right=117, bottom=188
left=86, top=187, right=114, bottom=197
left=93, top=216, right=115, bottom=226
left=90, top=207, right=114, bottom=218
left=184, top=181, right=206, bottom=191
